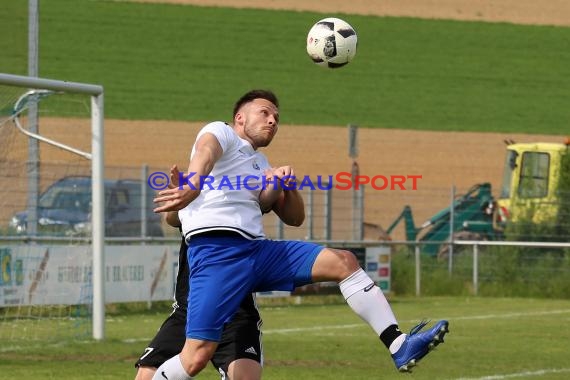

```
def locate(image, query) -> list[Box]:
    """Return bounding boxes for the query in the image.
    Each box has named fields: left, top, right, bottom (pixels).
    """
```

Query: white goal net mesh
left=0, top=80, right=96, bottom=343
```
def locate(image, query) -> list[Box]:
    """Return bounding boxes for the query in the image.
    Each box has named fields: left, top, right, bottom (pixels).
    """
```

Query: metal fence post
left=356, top=185, right=364, bottom=240
left=324, top=187, right=332, bottom=240
left=351, top=160, right=363, bottom=241
left=448, top=185, right=456, bottom=275
left=473, top=243, right=479, bottom=296
left=415, top=242, right=421, bottom=296
left=141, top=164, right=149, bottom=239
left=307, top=189, right=314, bottom=240
left=276, top=218, right=284, bottom=239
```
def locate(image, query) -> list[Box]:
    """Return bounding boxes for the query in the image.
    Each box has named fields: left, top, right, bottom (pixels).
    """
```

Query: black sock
left=379, top=324, right=403, bottom=349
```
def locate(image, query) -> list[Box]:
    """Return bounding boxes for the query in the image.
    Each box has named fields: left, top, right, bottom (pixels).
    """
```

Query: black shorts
left=135, top=300, right=263, bottom=376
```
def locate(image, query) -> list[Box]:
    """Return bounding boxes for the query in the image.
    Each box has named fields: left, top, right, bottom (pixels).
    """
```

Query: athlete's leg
left=152, top=339, right=217, bottom=379
left=311, top=248, right=399, bottom=337
left=181, top=339, right=219, bottom=375
left=213, top=293, right=263, bottom=380
left=135, top=366, right=156, bottom=380
left=153, top=237, right=257, bottom=379
left=310, top=247, right=449, bottom=372
left=310, top=247, right=361, bottom=282
left=135, top=307, right=187, bottom=380
left=226, top=359, right=262, bottom=380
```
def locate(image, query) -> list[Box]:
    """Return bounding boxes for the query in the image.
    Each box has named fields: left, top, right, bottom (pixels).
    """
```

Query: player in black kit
left=135, top=211, right=263, bottom=380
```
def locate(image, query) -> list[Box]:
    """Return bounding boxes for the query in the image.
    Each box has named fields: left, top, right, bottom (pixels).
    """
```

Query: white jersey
left=178, top=121, right=271, bottom=239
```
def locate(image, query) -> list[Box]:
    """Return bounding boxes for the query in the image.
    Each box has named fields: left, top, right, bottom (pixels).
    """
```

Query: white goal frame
left=0, top=72, right=106, bottom=340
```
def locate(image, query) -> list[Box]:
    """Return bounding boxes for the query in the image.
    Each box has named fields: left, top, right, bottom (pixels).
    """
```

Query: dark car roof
left=49, top=175, right=120, bottom=186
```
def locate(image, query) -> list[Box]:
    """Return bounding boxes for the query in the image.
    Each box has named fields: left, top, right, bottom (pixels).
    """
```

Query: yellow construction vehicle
left=497, top=139, right=570, bottom=227
left=386, top=138, right=569, bottom=257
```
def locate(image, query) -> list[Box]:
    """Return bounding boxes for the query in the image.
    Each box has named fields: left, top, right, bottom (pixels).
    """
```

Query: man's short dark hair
left=233, top=90, right=279, bottom=118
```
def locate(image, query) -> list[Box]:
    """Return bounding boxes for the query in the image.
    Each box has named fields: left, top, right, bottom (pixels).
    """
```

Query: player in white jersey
left=177, top=119, right=273, bottom=239
left=152, top=90, right=449, bottom=379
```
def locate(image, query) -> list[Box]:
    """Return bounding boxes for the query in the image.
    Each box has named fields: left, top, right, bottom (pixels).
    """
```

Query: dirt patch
left=129, top=0, right=570, bottom=26
left=106, top=122, right=565, bottom=239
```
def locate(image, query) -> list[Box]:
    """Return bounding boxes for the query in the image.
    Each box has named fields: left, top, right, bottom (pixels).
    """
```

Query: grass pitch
left=1, top=296, right=570, bottom=379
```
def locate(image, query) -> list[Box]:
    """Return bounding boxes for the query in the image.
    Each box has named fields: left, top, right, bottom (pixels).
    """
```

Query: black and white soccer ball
left=306, top=17, right=358, bottom=69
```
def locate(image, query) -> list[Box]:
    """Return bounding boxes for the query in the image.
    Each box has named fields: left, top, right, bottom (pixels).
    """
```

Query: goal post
left=0, top=72, right=105, bottom=340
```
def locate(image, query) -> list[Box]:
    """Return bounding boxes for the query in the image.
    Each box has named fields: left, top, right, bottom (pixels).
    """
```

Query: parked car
left=9, top=176, right=164, bottom=237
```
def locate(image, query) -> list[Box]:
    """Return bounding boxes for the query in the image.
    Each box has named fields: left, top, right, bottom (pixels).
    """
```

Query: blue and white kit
left=178, top=122, right=323, bottom=341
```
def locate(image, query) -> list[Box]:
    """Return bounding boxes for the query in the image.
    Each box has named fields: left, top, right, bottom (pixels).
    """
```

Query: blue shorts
left=186, top=234, right=322, bottom=341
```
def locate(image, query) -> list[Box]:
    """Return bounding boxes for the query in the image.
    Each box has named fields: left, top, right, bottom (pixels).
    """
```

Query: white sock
left=339, top=268, right=398, bottom=336
left=151, top=355, right=192, bottom=380
left=389, top=334, right=407, bottom=354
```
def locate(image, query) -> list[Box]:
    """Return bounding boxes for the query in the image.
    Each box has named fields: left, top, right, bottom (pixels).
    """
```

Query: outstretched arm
left=163, top=166, right=183, bottom=227
left=165, top=211, right=181, bottom=227
left=271, top=188, right=305, bottom=227
left=259, top=166, right=305, bottom=226
left=153, top=133, right=223, bottom=213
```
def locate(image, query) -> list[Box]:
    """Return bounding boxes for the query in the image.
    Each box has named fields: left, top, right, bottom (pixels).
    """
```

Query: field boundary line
left=6, top=307, right=567, bottom=351
left=262, top=308, right=570, bottom=334
left=447, top=309, right=570, bottom=321
left=452, top=367, right=570, bottom=379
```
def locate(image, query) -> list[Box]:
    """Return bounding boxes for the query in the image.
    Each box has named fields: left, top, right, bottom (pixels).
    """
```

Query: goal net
left=0, top=73, right=105, bottom=343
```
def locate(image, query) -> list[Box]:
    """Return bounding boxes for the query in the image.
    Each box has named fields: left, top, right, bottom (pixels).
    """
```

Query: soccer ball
left=306, top=17, right=358, bottom=68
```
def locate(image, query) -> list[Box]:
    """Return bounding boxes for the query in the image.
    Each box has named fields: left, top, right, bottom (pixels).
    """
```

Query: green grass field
left=1, top=0, right=570, bottom=134
left=2, top=296, right=570, bottom=379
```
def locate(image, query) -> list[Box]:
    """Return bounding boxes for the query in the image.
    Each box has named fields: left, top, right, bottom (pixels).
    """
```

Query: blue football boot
left=391, top=319, right=449, bottom=372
